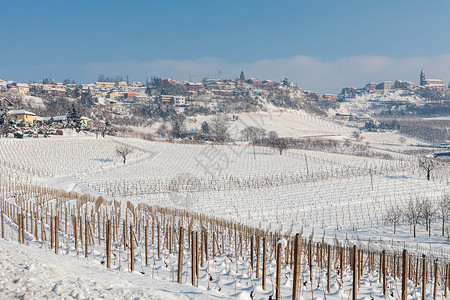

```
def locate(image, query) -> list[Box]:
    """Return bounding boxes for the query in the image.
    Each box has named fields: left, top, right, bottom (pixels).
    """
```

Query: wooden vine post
left=358, top=249, right=362, bottom=289
left=97, top=213, right=101, bottom=246
left=382, top=250, right=387, bottom=295
left=50, top=213, right=53, bottom=249
left=22, top=213, right=25, bottom=244
left=275, top=241, right=282, bottom=300
left=157, top=224, right=161, bottom=259
left=1, top=210, right=4, bottom=239
left=250, top=235, right=254, bottom=271
left=123, top=220, right=127, bottom=250
left=262, top=237, right=267, bottom=291
left=145, top=224, right=149, bottom=266
left=256, top=236, right=260, bottom=278
left=195, top=231, right=199, bottom=285
left=401, top=249, right=408, bottom=300
left=352, top=245, right=357, bottom=300
left=106, top=220, right=111, bottom=269
left=191, top=231, right=195, bottom=286
left=79, top=217, right=83, bottom=245
left=212, top=233, right=216, bottom=258
left=54, top=216, right=58, bottom=255
left=200, top=230, right=204, bottom=268
left=327, top=244, right=331, bottom=294
left=130, top=225, right=134, bottom=272
left=292, top=233, right=300, bottom=300
left=393, top=254, right=397, bottom=280
left=204, top=231, right=208, bottom=262
left=422, top=255, right=427, bottom=300
left=445, top=263, right=449, bottom=299
left=433, top=259, right=438, bottom=300
left=17, top=213, right=21, bottom=244
left=178, top=227, right=184, bottom=284
left=74, top=216, right=78, bottom=251
left=34, top=210, right=38, bottom=242
left=341, top=247, right=344, bottom=282
left=308, top=240, right=313, bottom=294
left=85, top=218, right=89, bottom=258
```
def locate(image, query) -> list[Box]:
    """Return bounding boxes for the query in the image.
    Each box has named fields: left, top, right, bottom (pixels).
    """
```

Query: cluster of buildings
left=0, top=79, right=149, bottom=104
left=0, top=74, right=339, bottom=109
left=0, top=96, right=92, bottom=129
left=339, top=69, right=447, bottom=100
left=152, top=77, right=299, bottom=101
left=0, top=106, right=92, bottom=128
left=0, top=74, right=343, bottom=125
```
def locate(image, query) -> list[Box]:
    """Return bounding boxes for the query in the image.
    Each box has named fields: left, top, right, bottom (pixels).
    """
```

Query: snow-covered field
left=132, top=107, right=354, bottom=140
left=1, top=116, right=449, bottom=299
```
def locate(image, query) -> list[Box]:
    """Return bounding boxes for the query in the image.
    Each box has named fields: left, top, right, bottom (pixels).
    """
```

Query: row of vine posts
left=0, top=180, right=449, bottom=299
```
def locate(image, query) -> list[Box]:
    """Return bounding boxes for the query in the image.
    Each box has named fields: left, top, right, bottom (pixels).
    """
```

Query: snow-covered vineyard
left=0, top=133, right=449, bottom=299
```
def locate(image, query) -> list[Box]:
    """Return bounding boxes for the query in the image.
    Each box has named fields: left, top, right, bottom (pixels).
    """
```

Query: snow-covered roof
left=52, top=115, right=67, bottom=121
left=8, top=109, right=36, bottom=116
left=182, top=130, right=201, bottom=135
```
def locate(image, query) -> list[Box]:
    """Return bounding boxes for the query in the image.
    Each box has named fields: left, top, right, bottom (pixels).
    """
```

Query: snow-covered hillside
left=1, top=128, right=449, bottom=299
left=337, top=90, right=423, bottom=116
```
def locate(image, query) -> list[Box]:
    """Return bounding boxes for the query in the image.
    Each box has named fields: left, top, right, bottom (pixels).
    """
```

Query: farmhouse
left=7, top=83, right=30, bottom=94
left=42, top=115, right=93, bottom=127
left=95, top=82, right=116, bottom=89
left=180, top=129, right=202, bottom=139
left=158, top=95, right=186, bottom=106
left=8, top=109, right=36, bottom=125
left=80, top=117, right=93, bottom=127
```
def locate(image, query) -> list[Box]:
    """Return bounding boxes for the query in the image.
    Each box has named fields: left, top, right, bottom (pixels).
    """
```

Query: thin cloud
left=81, top=54, right=450, bottom=93
left=2, top=55, right=450, bottom=94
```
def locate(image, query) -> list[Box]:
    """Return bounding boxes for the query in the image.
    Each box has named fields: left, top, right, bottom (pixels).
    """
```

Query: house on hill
left=45, top=115, right=93, bottom=127
left=80, top=117, right=93, bottom=127
left=8, top=109, right=36, bottom=125
left=180, top=129, right=202, bottom=139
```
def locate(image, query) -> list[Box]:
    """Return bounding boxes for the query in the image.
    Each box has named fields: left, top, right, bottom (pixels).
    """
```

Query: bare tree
left=157, top=123, right=168, bottom=137
left=101, top=121, right=115, bottom=137
left=438, top=193, right=450, bottom=236
left=241, top=126, right=266, bottom=142
left=211, top=115, right=229, bottom=142
left=272, top=138, right=288, bottom=155
left=419, top=196, right=437, bottom=237
left=419, top=158, right=436, bottom=181
left=268, top=130, right=278, bottom=142
left=352, top=130, right=364, bottom=142
left=116, top=145, right=133, bottom=164
left=398, top=136, right=406, bottom=145
left=383, top=205, right=403, bottom=234
left=404, top=198, right=421, bottom=238
left=241, top=126, right=267, bottom=159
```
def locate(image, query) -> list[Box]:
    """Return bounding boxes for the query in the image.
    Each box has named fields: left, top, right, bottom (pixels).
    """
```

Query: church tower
left=420, top=69, right=425, bottom=86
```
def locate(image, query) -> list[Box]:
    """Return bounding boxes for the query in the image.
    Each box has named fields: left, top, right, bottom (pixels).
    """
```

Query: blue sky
left=1, top=0, right=450, bottom=93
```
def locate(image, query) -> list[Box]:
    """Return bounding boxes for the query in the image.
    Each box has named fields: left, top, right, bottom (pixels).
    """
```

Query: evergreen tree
left=171, top=114, right=186, bottom=139
left=67, top=104, right=82, bottom=132
left=71, top=86, right=81, bottom=99
left=201, top=121, right=210, bottom=134
left=240, top=71, right=245, bottom=81
left=171, top=119, right=181, bottom=138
